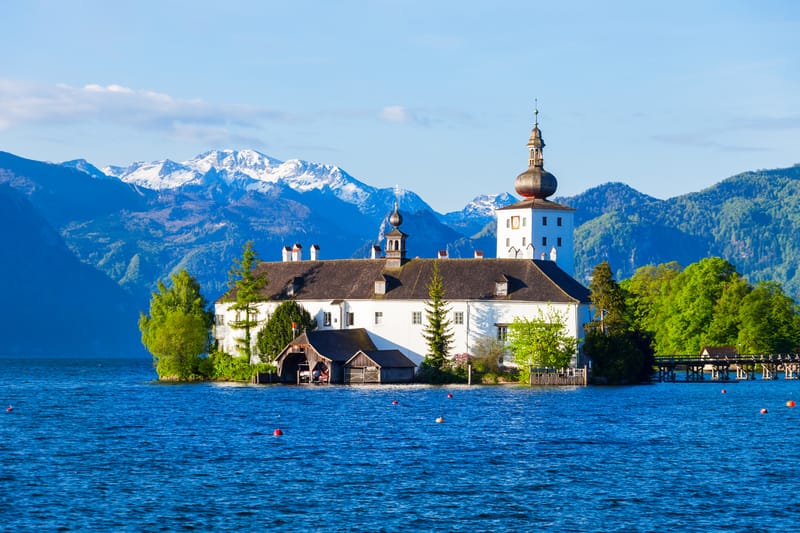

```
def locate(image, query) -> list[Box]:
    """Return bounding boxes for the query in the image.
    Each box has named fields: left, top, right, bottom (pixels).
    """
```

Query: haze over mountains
left=1, top=148, right=799, bottom=357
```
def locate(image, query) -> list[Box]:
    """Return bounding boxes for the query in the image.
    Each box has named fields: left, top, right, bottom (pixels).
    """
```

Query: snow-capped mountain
left=102, top=149, right=434, bottom=216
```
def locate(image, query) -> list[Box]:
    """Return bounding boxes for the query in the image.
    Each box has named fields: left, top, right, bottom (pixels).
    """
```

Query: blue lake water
left=2, top=358, right=800, bottom=532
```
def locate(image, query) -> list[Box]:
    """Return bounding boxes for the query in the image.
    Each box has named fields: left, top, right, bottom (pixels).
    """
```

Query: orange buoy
left=760, top=408, right=768, bottom=414
left=787, top=400, right=796, bottom=408
left=273, top=428, right=283, bottom=436
left=435, top=416, right=444, bottom=423
left=447, top=393, right=453, bottom=399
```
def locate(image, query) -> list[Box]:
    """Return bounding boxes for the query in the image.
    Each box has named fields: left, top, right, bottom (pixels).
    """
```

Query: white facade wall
left=495, top=207, right=575, bottom=275
left=215, top=297, right=592, bottom=367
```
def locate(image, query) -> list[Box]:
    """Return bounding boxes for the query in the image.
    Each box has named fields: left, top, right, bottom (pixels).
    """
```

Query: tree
left=256, top=300, right=317, bottom=362
left=738, top=281, right=800, bottom=354
left=622, top=261, right=681, bottom=338
left=585, top=261, right=655, bottom=384
left=704, top=275, right=750, bottom=347
left=508, top=307, right=578, bottom=383
left=470, top=336, right=507, bottom=374
left=657, top=257, right=738, bottom=355
left=139, top=269, right=212, bottom=380
left=227, top=241, right=266, bottom=362
left=421, top=260, right=454, bottom=378
left=586, top=260, right=630, bottom=334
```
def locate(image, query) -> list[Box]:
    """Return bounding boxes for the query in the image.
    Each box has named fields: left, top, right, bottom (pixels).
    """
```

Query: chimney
left=540, top=252, right=546, bottom=260
left=549, top=247, right=557, bottom=262
left=292, top=243, right=302, bottom=261
left=437, top=250, right=448, bottom=259
left=371, top=245, right=382, bottom=259
left=282, top=246, right=291, bottom=262
left=474, top=250, right=484, bottom=259
left=310, top=244, right=320, bottom=261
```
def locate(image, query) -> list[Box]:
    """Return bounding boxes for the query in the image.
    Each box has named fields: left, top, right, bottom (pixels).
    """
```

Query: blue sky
left=1, top=1, right=799, bottom=212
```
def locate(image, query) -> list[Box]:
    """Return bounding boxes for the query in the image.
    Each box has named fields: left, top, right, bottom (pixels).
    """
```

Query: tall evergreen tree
left=421, top=260, right=454, bottom=375
left=256, top=300, right=317, bottom=362
left=584, top=261, right=654, bottom=384
left=227, top=241, right=266, bottom=361
left=139, top=269, right=212, bottom=380
left=586, top=260, right=629, bottom=334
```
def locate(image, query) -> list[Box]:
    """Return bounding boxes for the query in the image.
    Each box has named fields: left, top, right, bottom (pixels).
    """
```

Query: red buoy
left=721, top=389, right=726, bottom=394
left=392, top=400, right=398, bottom=405
left=787, top=400, right=796, bottom=408
left=5, top=405, right=11, bottom=413
left=273, top=428, right=283, bottom=436
left=760, top=408, right=768, bottom=414
left=447, top=393, right=453, bottom=399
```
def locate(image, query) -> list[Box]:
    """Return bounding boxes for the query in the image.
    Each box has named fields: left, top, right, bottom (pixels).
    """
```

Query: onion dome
left=514, top=108, right=558, bottom=199
left=389, top=201, right=403, bottom=228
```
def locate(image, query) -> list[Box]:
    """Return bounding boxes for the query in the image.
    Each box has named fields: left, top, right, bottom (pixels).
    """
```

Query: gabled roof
left=221, top=258, right=589, bottom=304
left=348, top=349, right=416, bottom=368
left=294, top=328, right=377, bottom=362
left=700, top=345, right=738, bottom=356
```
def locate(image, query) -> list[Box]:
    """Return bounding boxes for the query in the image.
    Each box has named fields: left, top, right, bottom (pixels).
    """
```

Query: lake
left=2, top=358, right=800, bottom=532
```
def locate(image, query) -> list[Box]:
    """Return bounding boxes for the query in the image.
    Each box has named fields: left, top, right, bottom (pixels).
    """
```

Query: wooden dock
left=654, top=354, right=800, bottom=382
left=529, top=366, right=588, bottom=386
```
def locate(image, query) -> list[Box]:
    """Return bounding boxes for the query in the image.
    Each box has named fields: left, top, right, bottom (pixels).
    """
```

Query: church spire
left=515, top=103, right=557, bottom=199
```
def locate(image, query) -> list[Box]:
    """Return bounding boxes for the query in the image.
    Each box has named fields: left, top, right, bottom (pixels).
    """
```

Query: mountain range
left=1, top=148, right=798, bottom=357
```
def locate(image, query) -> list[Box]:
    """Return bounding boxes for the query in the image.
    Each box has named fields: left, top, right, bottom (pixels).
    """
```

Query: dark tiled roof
left=497, top=198, right=575, bottom=211
left=222, top=258, right=590, bottom=304
left=301, top=328, right=377, bottom=362
left=351, top=349, right=416, bottom=368
left=701, top=345, right=738, bottom=356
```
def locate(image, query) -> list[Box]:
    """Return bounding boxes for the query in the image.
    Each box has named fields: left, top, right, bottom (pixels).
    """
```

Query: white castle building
left=214, top=113, right=592, bottom=375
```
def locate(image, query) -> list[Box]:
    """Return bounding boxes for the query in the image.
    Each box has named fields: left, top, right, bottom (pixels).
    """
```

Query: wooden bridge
left=654, top=354, right=800, bottom=382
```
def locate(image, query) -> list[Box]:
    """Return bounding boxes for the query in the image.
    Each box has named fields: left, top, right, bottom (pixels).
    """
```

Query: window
left=542, top=236, right=548, bottom=246
left=454, top=311, right=464, bottom=325
left=505, top=238, right=510, bottom=247
left=374, top=311, right=383, bottom=325
left=557, top=217, right=563, bottom=227
left=522, top=237, right=526, bottom=246
left=412, top=311, right=422, bottom=325
left=522, top=217, right=527, bottom=227
left=496, top=325, right=508, bottom=342
left=323, top=312, right=331, bottom=327
left=542, top=216, right=548, bottom=226
left=557, top=237, right=563, bottom=247
left=511, top=216, right=520, bottom=229
left=506, top=218, right=510, bottom=228
left=346, top=312, right=354, bottom=326
left=215, top=314, right=224, bottom=325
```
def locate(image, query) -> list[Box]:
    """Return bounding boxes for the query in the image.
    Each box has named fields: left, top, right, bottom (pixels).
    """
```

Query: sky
left=1, top=1, right=799, bottom=213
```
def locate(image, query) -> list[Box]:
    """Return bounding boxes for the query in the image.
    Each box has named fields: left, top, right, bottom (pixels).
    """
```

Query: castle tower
left=385, top=202, right=407, bottom=268
left=495, top=108, right=575, bottom=275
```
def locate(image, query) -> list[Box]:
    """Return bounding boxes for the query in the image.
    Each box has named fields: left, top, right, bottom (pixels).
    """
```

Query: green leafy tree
left=421, top=260, right=454, bottom=379
left=139, top=269, right=212, bottom=380
left=622, top=261, right=681, bottom=337
left=738, top=281, right=800, bottom=354
left=227, top=241, right=266, bottom=361
left=256, top=300, right=317, bottom=362
left=657, top=257, right=738, bottom=355
left=704, top=275, right=750, bottom=347
left=508, top=307, right=578, bottom=383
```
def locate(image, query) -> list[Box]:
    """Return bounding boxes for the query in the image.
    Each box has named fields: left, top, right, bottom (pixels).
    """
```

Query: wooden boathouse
left=273, top=328, right=416, bottom=385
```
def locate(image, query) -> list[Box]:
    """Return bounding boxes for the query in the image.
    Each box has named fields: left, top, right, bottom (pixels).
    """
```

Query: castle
left=213, top=112, right=592, bottom=376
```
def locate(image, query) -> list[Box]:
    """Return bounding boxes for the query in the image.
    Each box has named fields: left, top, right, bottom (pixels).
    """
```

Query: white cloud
left=0, top=79, right=283, bottom=134
left=380, top=105, right=413, bottom=124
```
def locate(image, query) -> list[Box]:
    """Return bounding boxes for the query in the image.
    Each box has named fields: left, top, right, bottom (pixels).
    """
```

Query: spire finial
left=534, top=98, right=539, bottom=127
left=389, top=201, right=403, bottom=228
